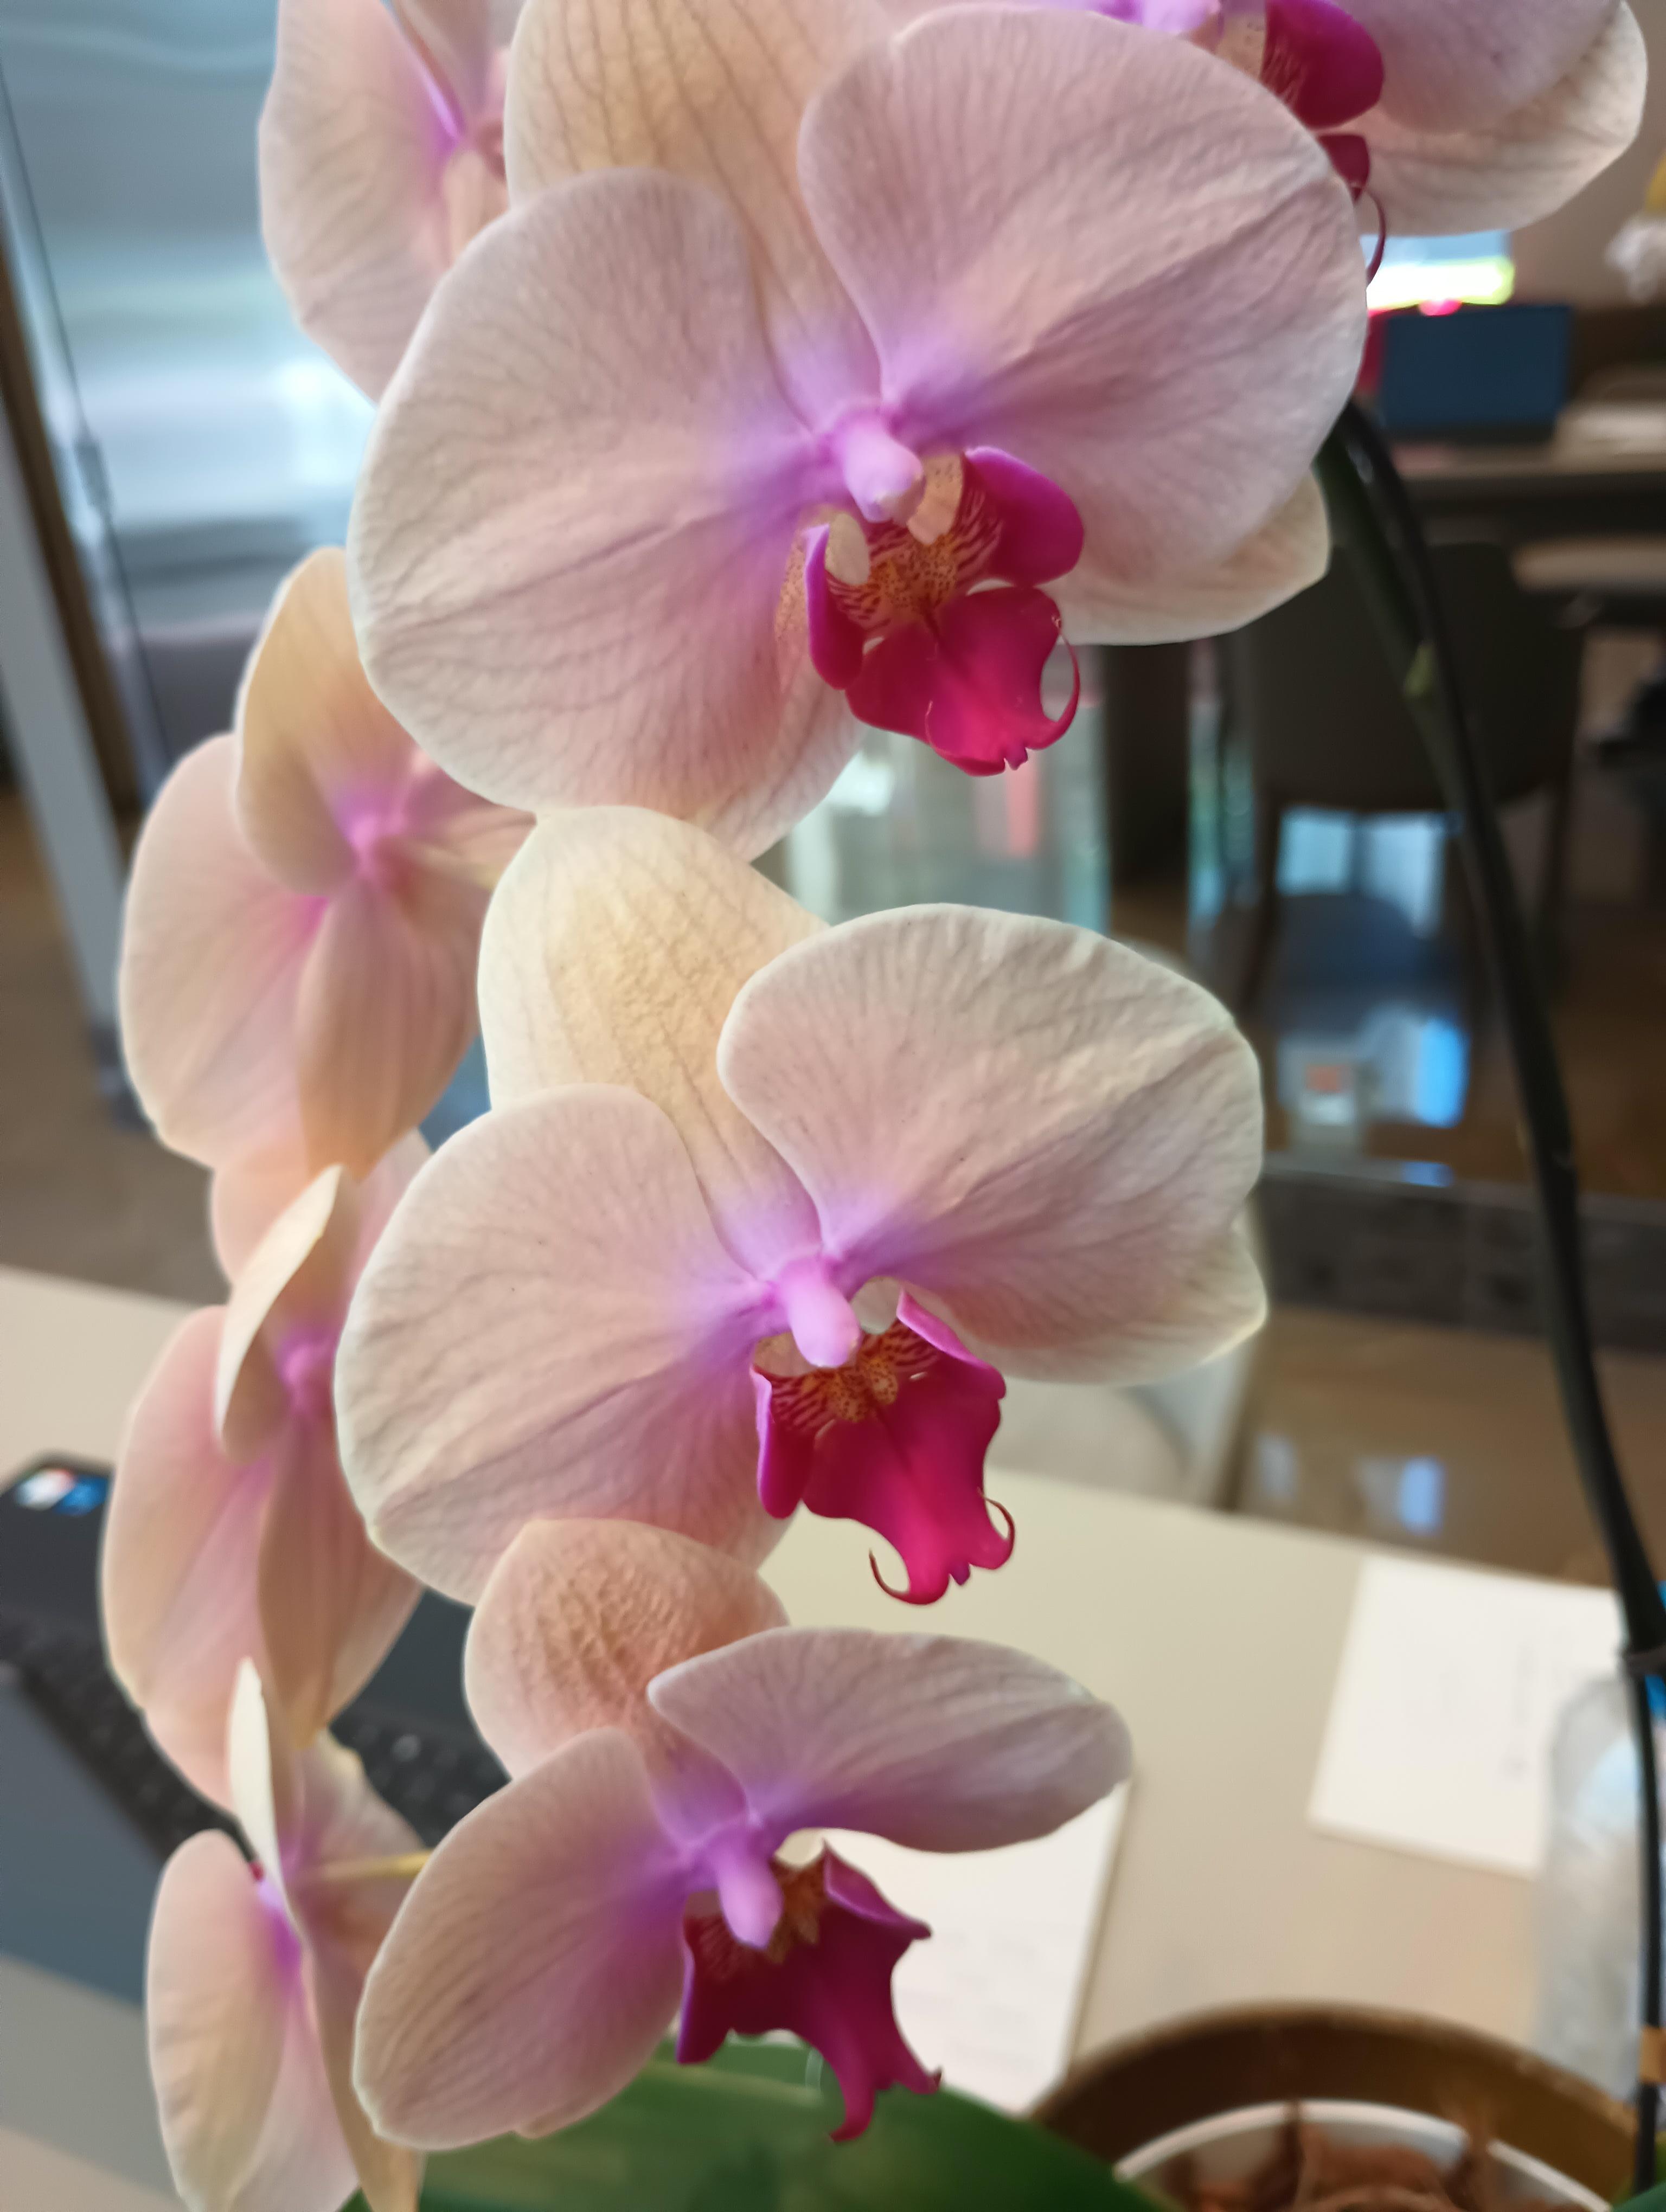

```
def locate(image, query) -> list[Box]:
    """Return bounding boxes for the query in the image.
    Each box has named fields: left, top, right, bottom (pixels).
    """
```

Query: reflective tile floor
left=1241, top=1304, right=1666, bottom=1584
left=0, top=793, right=217, bottom=1304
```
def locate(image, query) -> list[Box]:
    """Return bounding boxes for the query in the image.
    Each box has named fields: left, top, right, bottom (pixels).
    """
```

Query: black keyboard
left=326, top=1701, right=507, bottom=1846
left=0, top=1609, right=505, bottom=1859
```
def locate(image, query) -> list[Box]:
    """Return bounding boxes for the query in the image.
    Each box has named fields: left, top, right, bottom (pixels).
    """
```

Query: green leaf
left=1612, top=2183, right=1666, bottom=2212
left=347, top=2039, right=1164, bottom=2211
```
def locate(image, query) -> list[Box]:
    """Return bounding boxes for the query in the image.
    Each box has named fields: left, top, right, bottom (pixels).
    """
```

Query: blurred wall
left=1513, top=0, right=1666, bottom=305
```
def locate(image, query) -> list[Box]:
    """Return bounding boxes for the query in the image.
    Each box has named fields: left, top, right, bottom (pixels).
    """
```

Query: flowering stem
left=1315, top=402, right=1666, bottom=2188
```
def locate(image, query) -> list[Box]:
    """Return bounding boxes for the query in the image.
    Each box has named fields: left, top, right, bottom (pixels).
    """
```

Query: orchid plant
left=101, top=0, right=1644, bottom=2206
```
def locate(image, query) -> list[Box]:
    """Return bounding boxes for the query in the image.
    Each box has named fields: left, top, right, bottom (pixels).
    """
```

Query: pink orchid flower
left=260, top=0, right=522, bottom=398
left=335, top=807, right=1263, bottom=1605
left=347, top=4, right=1365, bottom=853
left=1022, top=0, right=1645, bottom=234
left=149, top=1664, right=425, bottom=2212
left=102, top=1161, right=419, bottom=1804
left=354, top=1519, right=1129, bottom=2146
left=119, top=549, right=527, bottom=1252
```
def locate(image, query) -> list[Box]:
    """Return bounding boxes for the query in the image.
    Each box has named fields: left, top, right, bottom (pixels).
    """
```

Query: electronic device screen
left=1376, top=301, right=1573, bottom=447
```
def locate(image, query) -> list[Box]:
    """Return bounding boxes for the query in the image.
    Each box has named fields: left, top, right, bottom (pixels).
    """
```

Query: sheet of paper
left=826, top=1784, right=1128, bottom=2113
left=1309, top=1555, right=1621, bottom=1877
left=1561, top=401, right=1666, bottom=451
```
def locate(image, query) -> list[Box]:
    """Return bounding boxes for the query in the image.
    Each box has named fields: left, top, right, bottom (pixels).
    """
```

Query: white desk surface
left=0, top=1263, right=1536, bottom=2201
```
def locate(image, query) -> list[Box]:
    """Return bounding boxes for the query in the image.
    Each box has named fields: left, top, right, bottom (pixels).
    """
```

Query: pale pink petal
left=229, top=1661, right=292, bottom=1907
left=718, top=911, right=1263, bottom=1369
left=310, top=1945, right=425, bottom=2212
left=798, top=11, right=1366, bottom=589
left=260, top=0, right=456, bottom=398
left=212, top=1136, right=313, bottom=1279
left=347, top=173, right=857, bottom=854
left=1061, top=477, right=1330, bottom=645
left=292, top=867, right=485, bottom=1179
left=354, top=1732, right=683, bottom=2146
left=989, top=1223, right=1266, bottom=1384
left=287, top=1735, right=427, bottom=2212
left=465, top=1519, right=783, bottom=1784
left=119, top=735, right=312, bottom=1172
left=259, top=1420, right=420, bottom=1753
left=506, top=0, right=885, bottom=418
left=235, top=550, right=418, bottom=896
left=294, top=1733, right=425, bottom=1895
left=336, top=1090, right=774, bottom=1600
left=395, top=0, right=499, bottom=120
left=344, top=1134, right=431, bottom=1275
left=219, top=1985, right=358, bottom=2212
left=479, top=809, right=822, bottom=1272
left=1342, top=0, right=1620, bottom=134
left=650, top=1628, right=1130, bottom=1851
left=146, top=1831, right=348, bottom=2212
left=1360, top=5, right=1646, bottom=234
left=215, top=1168, right=353, bottom=1456
left=223, top=1662, right=420, bottom=2212
left=102, top=1311, right=273, bottom=1807
left=400, top=767, right=530, bottom=880
left=214, top=1140, right=425, bottom=1437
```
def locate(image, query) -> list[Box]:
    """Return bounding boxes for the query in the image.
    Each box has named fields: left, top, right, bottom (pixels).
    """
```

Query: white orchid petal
left=479, top=809, right=822, bottom=1270
left=719, top=910, right=1263, bottom=1371
left=335, top=1091, right=774, bottom=1600
left=1361, top=5, right=1646, bottom=235
left=650, top=1626, right=1130, bottom=1851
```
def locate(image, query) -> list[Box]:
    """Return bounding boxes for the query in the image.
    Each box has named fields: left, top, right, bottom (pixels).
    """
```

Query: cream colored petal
left=258, top=1419, right=420, bottom=1752
left=215, top=1168, right=353, bottom=1457
left=292, top=869, right=485, bottom=1179
left=465, top=1519, right=784, bottom=1781
left=229, top=1662, right=292, bottom=1914
left=287, top=1732, right=426, bottom=2212
left=479, top=808, right=821, bottom=1272
left=310, top=1944, right=425, bottom=2212
left=212, top=1137, right=312, bottom=1279
left=236, top=549, right=418, bottom=895
left=507, top=0, right=885, bottom=418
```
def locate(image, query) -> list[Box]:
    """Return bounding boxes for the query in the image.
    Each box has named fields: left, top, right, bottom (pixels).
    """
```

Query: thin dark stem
left=1633, top=1675, right=1663, bottom=2194
left=1316, top=401, right=1665, bottom=2185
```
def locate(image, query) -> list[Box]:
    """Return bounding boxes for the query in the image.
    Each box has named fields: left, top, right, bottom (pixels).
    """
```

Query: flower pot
left=1035, top=2003, right=1633, bottom=2206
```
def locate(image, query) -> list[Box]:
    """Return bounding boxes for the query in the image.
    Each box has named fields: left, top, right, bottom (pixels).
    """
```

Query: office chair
left=1220, top=538, right=1584, bottom=1014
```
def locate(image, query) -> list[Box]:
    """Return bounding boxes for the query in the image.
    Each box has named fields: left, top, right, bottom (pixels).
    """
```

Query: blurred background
left=5, top=0, right=1666, bottom=1587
